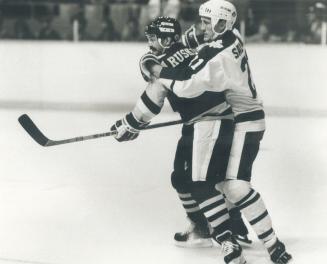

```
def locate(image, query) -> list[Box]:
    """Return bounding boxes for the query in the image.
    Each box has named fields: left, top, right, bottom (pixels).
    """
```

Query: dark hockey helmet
left=145, top=16, right=182, bottom=42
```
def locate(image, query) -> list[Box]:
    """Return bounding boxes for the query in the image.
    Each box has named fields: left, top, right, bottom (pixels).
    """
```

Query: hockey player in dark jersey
left=110, top=16, right=249, bottom=264
left=140, top=16, right=252, bottom=248
left=141, top=17, right=213, bottom=248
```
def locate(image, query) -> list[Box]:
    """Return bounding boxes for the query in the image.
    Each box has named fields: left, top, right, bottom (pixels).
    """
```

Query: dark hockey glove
left=139, top=53, right=160, bottom=82
left=110, top=112, right=149, bottom=142
left=181, top=24, right=204, bottom=49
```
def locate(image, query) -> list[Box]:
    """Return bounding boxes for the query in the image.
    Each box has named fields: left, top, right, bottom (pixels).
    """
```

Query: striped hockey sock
left=235, top=188, right=277, bottom=248
left=178, top=192, right=208, bottom=227
left=198, top=192, right=231, bottom=242
left=178, top=192, right=201, bottom=213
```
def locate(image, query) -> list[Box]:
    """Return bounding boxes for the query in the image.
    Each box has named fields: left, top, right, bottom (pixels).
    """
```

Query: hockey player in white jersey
left=110, top=16, right=248, bottom=264
left=146, top=1, right=292, bottom=264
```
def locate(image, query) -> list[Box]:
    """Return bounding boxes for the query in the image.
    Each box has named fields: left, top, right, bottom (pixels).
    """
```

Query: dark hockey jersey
left=157, top=42, right=197, bottom=117
left=158, top=42, right=197, bottom=69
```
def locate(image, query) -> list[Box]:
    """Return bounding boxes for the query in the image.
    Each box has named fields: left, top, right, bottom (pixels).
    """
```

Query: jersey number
left=190, top=57, right=204, bottom=71
left=241, top=53, right=257, bottom=98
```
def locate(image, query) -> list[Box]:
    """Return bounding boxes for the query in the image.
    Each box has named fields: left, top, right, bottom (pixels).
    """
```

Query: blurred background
left=0, top=0, right=326, bottom=44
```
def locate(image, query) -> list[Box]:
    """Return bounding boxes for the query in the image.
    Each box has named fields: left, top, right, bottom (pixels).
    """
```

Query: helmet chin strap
left=212, top=31, right=219, bottom=40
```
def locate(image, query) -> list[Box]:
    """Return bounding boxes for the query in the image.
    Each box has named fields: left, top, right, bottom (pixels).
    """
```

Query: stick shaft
left=19, top=114, right=183, bottom=147
left=45, top=131, right=117, bottom=146
left=143, top=119, right=183, bottom=130
left=46, top=120, right=183, bottom=146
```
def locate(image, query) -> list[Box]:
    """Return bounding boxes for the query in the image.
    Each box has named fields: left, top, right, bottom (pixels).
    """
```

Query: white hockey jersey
left=159, top=29, right=265, bottom=124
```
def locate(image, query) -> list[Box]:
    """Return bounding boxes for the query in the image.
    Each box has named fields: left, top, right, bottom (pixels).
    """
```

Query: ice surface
left=1, top=110, right=327, bottom=264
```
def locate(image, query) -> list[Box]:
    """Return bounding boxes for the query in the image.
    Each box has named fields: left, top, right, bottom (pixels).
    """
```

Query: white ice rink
left=1, top=42, right=327, bottom=264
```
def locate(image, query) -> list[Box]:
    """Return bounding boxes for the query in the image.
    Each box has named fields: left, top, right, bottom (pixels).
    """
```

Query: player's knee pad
left=171, top=171, right=191, bottom=193
left=222, top=180, right=251, bottom=204
left=215, top=182, right=224, bottom=193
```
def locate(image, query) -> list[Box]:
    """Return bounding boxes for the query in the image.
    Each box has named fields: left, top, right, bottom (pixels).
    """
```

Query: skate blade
left=236, top=240, right=252, bottom=248
left=174, top=238, right=213, bottom=248
left=235, top=236, right=252, bottom=248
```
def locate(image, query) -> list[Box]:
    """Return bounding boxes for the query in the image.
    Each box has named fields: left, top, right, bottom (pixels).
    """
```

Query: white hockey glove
left=110, top=112, right=149, bottom=142
left=181, top=24, right=204, bottom=49
left=139, top=52, right=160, bottom=82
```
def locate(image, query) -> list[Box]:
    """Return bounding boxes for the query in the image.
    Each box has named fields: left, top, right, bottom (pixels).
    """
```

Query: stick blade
left=18, top=114, right=49, bottom=146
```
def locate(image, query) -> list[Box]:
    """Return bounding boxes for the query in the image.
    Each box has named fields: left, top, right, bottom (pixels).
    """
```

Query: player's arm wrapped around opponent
left=181, top=24, right=205, bottom=49
left=148, top=26, right=205, bottom=80
left=110, top=79, right=168, bottom=142
left=149, top=47, right=231, bottom=109
left=150, top=45, right=209, bottom=81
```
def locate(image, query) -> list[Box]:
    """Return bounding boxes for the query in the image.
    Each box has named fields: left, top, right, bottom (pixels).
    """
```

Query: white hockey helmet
left=199, top=0, right=237, bottom=36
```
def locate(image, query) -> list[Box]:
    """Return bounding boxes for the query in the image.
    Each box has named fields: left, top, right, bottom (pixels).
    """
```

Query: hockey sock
left=195, top=191, right=232, bottom=242
left=221, top=195, right=249, bottom=236
left=235, top=188, right=277, bottom=248
left=229, top=207, right=249, bottom=237
left=178, top=192, right=208, bottom=228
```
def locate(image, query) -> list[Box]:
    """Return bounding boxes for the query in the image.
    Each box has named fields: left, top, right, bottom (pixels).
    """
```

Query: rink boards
left=1, top=41, right=327, bottom=114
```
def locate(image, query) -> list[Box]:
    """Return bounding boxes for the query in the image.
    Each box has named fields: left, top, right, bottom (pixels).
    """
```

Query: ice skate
left=234, top=234, right=252, bottom=247
left=174, top=219, right=213, bottom=248
left=230, top=208, right=252, bottom=247
left=268, top=239, right=292, bottom=264
left=221, top=236, right=247, bottom=264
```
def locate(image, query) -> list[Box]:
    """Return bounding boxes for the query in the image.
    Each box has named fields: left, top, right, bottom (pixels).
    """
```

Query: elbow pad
left=139, top=52, right=160, bottom=82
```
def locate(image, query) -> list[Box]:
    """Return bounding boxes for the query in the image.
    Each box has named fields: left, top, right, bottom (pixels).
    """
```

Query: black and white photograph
left=1, top=0, right=326, bottom=263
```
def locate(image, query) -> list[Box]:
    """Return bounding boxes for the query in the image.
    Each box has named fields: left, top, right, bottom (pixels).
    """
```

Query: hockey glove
left=139, top=53, right=160, bottom=82
left=110, top=112, right=149, bottom=142
left=181, top=24, right=204, bottom=49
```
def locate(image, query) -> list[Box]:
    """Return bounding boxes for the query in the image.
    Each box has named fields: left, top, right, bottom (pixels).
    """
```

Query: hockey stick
left=18, top=114, right=183, bottom=147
